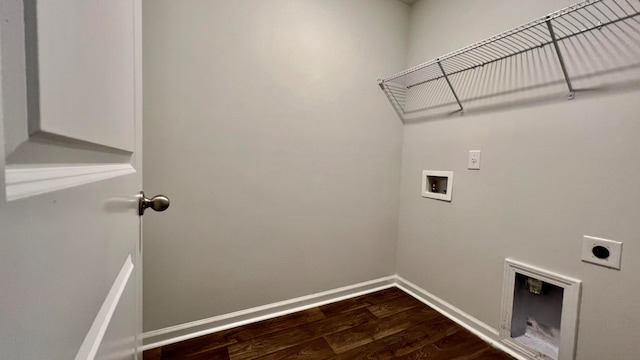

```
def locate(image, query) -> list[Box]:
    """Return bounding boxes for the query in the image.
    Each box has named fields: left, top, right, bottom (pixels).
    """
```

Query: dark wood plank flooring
left=144, top=287, right=514, bottom=359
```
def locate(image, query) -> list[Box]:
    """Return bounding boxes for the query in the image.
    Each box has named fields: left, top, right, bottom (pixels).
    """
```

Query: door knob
left=139, top=191, right=170, bottom=215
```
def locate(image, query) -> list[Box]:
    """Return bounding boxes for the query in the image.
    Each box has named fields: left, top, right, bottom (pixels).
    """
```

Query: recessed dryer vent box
left=421, top=170, right=453, bottom=201
left=501, top=259, right=581, bottom=360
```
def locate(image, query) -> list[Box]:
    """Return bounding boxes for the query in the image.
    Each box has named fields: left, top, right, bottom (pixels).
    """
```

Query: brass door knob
left=139, top=191, right=170, bottom=215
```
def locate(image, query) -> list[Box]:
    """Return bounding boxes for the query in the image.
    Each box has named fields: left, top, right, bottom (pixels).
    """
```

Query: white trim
left=5, top=163, right=135, bottom=201
left=141, top=276, right=397, bottom=351
left=500, top=259, right=581, bottom=360
left=75, top=255, right=134, bottom=360
left=396, top=276, right=529, bottom=360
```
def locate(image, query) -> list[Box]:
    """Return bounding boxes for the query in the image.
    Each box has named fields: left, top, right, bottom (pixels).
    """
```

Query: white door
left=0, top=1, right=149, bottom=359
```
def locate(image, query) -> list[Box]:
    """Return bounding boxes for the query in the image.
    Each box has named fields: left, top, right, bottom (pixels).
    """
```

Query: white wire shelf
left=379, top=0, right=640, bottom=119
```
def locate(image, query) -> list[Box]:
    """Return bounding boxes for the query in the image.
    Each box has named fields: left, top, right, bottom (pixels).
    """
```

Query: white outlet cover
left=468, top=150, right=481, bottom=170
left=581, top=235, right=623, bottom=270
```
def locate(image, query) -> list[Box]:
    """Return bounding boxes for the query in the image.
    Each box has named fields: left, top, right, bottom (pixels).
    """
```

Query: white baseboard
left=141, top=276, right=396, bottom=351
left=395, top=276, right=528, bottom=360
left=142, top=275, right=529, bottom=360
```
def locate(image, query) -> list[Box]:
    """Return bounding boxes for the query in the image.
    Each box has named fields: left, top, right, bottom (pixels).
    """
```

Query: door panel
left=0, top=1, right=142, bottom=359
left=26, top=0, right=135, bottom=151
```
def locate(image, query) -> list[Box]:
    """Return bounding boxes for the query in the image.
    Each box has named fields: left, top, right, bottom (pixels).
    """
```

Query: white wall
left=142, top=0, right=409, bottom=332
left=397, top=1, right=640, bottom=359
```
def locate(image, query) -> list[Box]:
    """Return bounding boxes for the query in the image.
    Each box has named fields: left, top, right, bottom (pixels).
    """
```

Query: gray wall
left=397, top=1, right=640, bottom=359
left=142, top=0, right=409, bottom=331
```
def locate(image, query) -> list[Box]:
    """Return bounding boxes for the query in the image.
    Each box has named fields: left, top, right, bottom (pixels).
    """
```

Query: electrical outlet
left=581, top=235, right=623, bottom=270
left=468, top=150, right=481, bottom=170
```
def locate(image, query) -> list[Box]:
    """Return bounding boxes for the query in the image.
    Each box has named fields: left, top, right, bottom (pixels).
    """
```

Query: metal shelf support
left=545, top=17, right=576, bottom=100
left=437, top=60, right=464, bottom=113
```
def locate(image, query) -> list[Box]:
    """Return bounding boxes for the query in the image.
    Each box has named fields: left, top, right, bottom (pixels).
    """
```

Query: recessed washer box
left=501, top=259, right=581, bottom=360
left=421, top=170, right=453, bottom=201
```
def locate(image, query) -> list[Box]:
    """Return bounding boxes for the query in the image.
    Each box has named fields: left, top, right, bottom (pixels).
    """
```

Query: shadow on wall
left=380, top=1, right=640, bottom=124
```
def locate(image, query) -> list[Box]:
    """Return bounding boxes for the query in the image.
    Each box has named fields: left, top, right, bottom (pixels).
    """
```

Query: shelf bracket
left=437, top=60, right=464, bottom=113
left=546, top=18, right=575, bottom=100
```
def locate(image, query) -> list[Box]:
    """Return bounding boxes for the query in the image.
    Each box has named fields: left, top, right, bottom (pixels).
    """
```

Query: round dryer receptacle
left=592, top=245, right=610, bottom=259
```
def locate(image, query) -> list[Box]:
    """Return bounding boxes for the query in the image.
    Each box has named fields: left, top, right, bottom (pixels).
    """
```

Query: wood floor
left=143, top=287, right=515, bottom=360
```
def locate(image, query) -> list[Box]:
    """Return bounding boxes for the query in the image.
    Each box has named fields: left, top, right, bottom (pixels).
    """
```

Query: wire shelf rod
left=382, top=20, right=548, bottom=82
left=625, top=0, right=639, bottom=11
left=485, top=42, right=513, bottom=57
left=575, top=10, right=600, bottom=27
left=441, top=57, right=470, bottom=73
left=518, top=29, right=547, bottom=45
left=557, top=10, right=640, bottom=40
left=380, top=0, right=640, bottom=84
left=557, top=16, right=585, bottom=33
left=482, top=39, right=512, bottom=55
left=566, top=13, right=592, bottom=29
left=408, top=41, right=550, bottom=88
left=474, top=44, right=505, bottom=59
left=608, top=1, right=629, bottom=15
left=501, top=36, right=531, bottom=51
left=457, top=50, right=491, bottom=66
left=398, top=7, right=639, bottom=89
left=595, top=4, right=616, bottom=21
left=529, top=24, right=553, bottom=40
left=407, top=44, right=544, bottom=89
left=553, top=19, right=581, bottom=36
left=613, top=1, right=630, bottom=15
left=383, top=1, right=602, bottom=83
left=583, top=7, right=608, bottom=24
left=380, top=0, right=640, bottom=117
